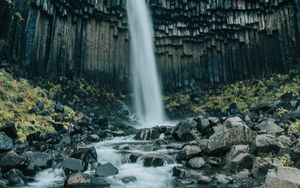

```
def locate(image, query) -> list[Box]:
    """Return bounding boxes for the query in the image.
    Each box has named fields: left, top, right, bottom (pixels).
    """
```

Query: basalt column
left=0, top=0, right=299, bottom=90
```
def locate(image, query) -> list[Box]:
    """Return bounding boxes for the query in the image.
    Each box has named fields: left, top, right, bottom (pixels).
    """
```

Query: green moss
left=276, top=107, right=289, bottom=118
left=288, top=120, right=300, bottom=136
left=191, top=128, right=203, bottom=140
left=279, top=154, right=294, bottom=167
left=165, top=73, right=300, bottom=116
left=0, top=69, right=80, bottom=142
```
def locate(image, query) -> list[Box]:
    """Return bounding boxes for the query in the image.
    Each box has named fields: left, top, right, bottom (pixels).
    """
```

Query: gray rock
left=0, top=134, right=13, bottom=152
left=176, top=145, right=201, bottom=161
left=254, top=119, right=284, bottom=135
left=122, top=176, right=137, bottom=184
left=88, top=134, right=100, bottom=142
left=224, top=145, right=250, bottom=164
left=224, top=153, right=255, bottom=172
left=65, top=172, right=110, bottom=187
left=62, top=157, right=87, bottom=173
left=251, top=134, right=283, bottom=154
left=198, top=139, right=209, bottom=151
left=265, top=167, right=300, bottom=188
left=198, top=174, right=212, bottom=184
left=215, top=174, right=233, bottom=184
left=207, top=157, right=222, bottom=166
left=171, top=119, right=197, bottom=141
left=187, top=157, right=205, bottom=169
left=293, top=139, right=300, bottom=154
left=208, top=117, right=220, bottom=125
left=251, top=157, right=283, bottom=181
left=129, top=153, right=142, bottom=163
left=134, top=128, right=161, bottom=140
left=143, top=156, right=164, bottom=167
left=70, top=146, right=98, bottom=165
left=172, top=166, right=203, bottom=178
left=0, top=151, right=26, bottom=168
left=207, top=117, right=256, bottom=154
left=277, top=135, right=295, bottom=147
left=23, top=151, right=53, bottom=170
left=3, top=169, right=24, bottom=186
left=95, top=163, right=118, bottom=177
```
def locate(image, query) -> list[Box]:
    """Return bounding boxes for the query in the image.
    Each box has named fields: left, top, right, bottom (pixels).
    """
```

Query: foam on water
left=94, top=136, right=177, bottom=188
left=25, top=168, right=64, bottom=188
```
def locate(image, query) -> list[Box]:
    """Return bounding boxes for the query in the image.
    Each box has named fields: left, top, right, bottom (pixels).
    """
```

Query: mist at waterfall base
left=127, top=0, right=166, bottom=127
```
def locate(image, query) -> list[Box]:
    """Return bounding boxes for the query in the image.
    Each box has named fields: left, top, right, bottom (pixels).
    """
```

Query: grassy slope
left=0, top=70, right=80, bottom=142
left=165, top=72, right=300, bottom=116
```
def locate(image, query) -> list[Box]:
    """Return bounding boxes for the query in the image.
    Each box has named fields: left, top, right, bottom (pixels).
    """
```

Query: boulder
left=129, top=153, right=142, bottom=163
left=207, top=117, right=256, bottom=154
left=251, top=134, right=283, bottom=154
left=224, top=153, right=255, bottom=172
left=293, top=139, right=300, bottom=154
left=134, top=128, right=161, bottom=140
left=187, top=157, right=205, bottom=169
left=0, top=134, right=13, bottom=152
left=65, top=172, right=110, bottom=188
left=70, top=146, right=98, bottom=165
left=62, top=157, right=87, bottom=174
left=265, top=167, right=300, bottom=188
left=171, top=119, right=197, bottom=141
left=277, top=135, right=295, bottom=147
left=143, top=156, right=164, bottom=167
left=0, top=123, right=18, bottom=139
left=195, top=117, right=218, bottom=137
left=224, top=145, right=250, bottom=164
left=176, top=145, right=201, bottom=161
left=3, top=169, right=25, bottom=186
left=22, top=151, right=53, bottom=174
left=88, top=134, right=101, bottom=142
left=251, top=157, right=283, bottom=181
left=0, top=151, right=26, bottom=168
left=254, top=119, right=284, bottom=135
left=95, top=163, right=118, bottom=177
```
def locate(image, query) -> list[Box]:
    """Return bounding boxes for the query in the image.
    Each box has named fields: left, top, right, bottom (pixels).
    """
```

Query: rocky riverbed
left=0, top=69, right=300, bottom=187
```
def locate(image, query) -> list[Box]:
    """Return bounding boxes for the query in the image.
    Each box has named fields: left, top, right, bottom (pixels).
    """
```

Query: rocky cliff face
left=0, top=0, right=299, bottom=89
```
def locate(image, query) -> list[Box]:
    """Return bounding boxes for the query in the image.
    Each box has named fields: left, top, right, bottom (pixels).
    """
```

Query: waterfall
left=126, top=0, right=165, bottom=127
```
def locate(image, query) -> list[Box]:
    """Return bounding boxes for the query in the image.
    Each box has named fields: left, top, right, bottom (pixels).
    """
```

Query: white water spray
left=127, top=0, right=165, bottom=127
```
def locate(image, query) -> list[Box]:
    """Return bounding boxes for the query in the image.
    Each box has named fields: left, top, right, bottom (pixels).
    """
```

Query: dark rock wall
left=0, top=0, right=299, bottom=89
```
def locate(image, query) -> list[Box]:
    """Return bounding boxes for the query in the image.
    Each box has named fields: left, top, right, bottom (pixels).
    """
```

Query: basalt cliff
left=0, top=0, right=300, bottom=89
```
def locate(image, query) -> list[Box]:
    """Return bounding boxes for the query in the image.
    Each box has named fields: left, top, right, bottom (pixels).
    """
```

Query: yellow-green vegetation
left=279, top=154, right=294, bottom=167
left=0, top=69, right=80, bottom=142
left=165, top=73, right=300, bottom=115
left=45, top=77, right=117, bottom=114
left=191, top=127, right=203, bottom=140
left=275, top=107, right=289, bottom=117
left=288, top=120, right=300, bottom=136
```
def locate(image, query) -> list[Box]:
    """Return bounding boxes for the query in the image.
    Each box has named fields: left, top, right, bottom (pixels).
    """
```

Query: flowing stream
left=27, top=1, right=177, bottom=188
left=127, top=0, right=165, bottom=127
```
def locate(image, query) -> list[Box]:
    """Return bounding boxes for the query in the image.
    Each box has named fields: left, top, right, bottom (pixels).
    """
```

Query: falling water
left=126, top=0, right=165, bottom=127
